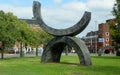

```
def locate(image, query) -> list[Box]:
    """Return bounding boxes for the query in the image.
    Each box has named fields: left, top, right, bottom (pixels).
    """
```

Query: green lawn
left=0, top=55, right=120, bottom=75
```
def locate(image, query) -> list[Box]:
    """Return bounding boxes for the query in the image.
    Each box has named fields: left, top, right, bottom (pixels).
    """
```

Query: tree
left=31, top=27, right=53, bottom=47
left=0, top=10, right=36, bottom=58
left=110, top=0, right=120, bottom=56
left=0, top=10, right=53, bottom=58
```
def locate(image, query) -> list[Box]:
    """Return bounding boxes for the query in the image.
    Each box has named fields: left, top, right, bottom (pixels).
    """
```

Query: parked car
left=8, top=50, right=15, bottom=54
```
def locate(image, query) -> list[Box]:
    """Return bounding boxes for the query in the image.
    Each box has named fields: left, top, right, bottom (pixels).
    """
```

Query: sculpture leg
left=67, top=37, right=92, bottom=65
left=41, top=38, right=66, bottom=62
left=41, top=36, right=92, bottom=66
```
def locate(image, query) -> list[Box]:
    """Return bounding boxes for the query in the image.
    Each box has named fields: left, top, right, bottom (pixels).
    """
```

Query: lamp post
left=95, top=21, right=98, bottom=54
left=90, top=31, right=93, bottom=53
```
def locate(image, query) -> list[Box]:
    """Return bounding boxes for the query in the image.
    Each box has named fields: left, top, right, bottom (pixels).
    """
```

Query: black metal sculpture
left=33, top=1, right=92, bottom=66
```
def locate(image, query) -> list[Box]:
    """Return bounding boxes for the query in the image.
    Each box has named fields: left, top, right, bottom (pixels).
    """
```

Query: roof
left=19, top=19, right=39, bottom=25
left=86, top=31, right=98, bottom=37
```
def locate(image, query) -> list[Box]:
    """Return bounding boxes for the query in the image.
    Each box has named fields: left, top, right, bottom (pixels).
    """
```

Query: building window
left=106, top=38, right=109, bottom=42
left=106, top=44, right=109, bottom=46
left=106, top=32, right=109, bottom=36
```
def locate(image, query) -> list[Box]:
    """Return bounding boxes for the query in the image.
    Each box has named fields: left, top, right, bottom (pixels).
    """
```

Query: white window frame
left=105, top=32, right=109, bottom=36
left=106, top=38, right=109, bottom=42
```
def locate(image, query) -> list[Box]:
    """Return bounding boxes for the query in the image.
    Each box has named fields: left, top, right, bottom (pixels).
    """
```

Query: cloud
left=53, top=0, right=62, bottom=4
left=41, top=8, right=84, bottom=29
left=0, top=0, right=116, bottom=37
left=0, top=4, right=32, bottom=19
left=41, top=1, right=89, bottom=29
left=87, top=0, right=115, bottom=11
left=42, top=0, right=115, bottom=31
left=62, top=2, right=89, bottom=11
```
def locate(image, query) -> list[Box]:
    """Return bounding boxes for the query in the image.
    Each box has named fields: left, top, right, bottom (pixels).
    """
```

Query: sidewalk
left=0, top=53, right=116, bottom=59
left=90, top=53, right=116, bottom=56
left=0, top=53, right=42, bottom=58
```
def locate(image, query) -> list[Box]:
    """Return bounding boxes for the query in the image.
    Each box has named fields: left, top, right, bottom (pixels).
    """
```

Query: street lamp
left=95, top=21, right=98, bottom=54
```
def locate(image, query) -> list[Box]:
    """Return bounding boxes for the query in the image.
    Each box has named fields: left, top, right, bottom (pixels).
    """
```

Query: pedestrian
left=13, top=45, right=18, bottom=54
left=98, top=48, right=102, bottom=56
left=38, top=44, right=43, bottom=54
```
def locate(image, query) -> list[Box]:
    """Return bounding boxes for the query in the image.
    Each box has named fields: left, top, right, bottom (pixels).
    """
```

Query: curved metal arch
left=41, top=36, right=92, bottom=66
left=33, top=1, right=91, bottom=36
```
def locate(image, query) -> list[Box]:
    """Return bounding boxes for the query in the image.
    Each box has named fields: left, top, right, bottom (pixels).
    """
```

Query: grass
left=0, top=55, right=120, bottom=75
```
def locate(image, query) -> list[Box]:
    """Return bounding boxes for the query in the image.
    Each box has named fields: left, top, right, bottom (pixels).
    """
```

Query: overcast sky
left=0, top=0, right=116, bottom=37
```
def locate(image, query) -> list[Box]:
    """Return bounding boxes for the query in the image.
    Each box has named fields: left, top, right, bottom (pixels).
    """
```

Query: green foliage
left=114, top=0, right=120, bottom=24
left=109, top=22, right=120, bottom=44
left=111, top=0, right=120, bottom=44
left=0, top=11, right=19, bottom=46
left=32, top=28, right=53, bottom=47
left=0, top=10, right=53, bottom=48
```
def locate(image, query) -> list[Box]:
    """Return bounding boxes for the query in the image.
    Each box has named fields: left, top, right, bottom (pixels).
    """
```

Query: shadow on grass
left=60, top=62, right=80, bottom=66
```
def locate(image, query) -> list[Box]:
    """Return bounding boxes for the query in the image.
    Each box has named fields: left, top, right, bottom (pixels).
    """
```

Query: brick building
left=81, top=31, right=98, bottom=53
left=82, top=19, right=115, bottom=54
left=98, top=23, right=113, bottom=53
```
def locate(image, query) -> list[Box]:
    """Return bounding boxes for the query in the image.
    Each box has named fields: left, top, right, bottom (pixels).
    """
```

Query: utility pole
left=95, top=21, right=98, bottom=54
left=90, top=31, right=93, bottom=53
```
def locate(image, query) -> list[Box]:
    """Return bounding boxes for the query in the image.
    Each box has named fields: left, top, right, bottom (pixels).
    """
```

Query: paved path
left=0, top=53, right=116, bottom=59
left=0, top=53, right=42, bottom=58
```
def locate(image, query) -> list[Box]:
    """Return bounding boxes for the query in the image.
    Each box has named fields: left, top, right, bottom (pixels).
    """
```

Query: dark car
left=8, top=50, right=15, bottom=54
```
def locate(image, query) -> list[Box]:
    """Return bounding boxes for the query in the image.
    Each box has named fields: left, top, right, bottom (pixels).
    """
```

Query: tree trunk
left=1, top=49, right=4, bottom=59
left=20, top=42, right=24, bottom=57
left=36, top=48, right=38, bottom=56
left=116, top=49, right=120, bottom=56
left=0, top=42, right=4, bottom=59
